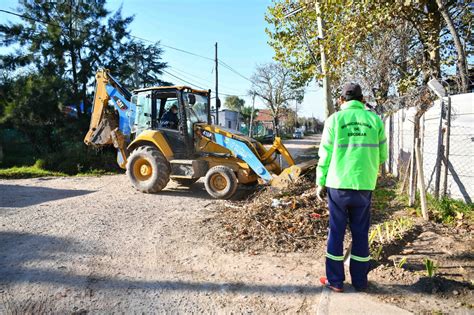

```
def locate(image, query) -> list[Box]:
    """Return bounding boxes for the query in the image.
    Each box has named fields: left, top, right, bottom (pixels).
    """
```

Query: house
left=254, top=109, right=274, bottom=131
left=254, top=108, right=293, bottom=134
left=217, top=109, right=241, bottom=130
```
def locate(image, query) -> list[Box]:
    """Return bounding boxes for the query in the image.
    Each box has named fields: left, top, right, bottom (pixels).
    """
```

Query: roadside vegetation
left=0, top=162, right=118, bottom=179
left=0, top=1, right=168, bottom=176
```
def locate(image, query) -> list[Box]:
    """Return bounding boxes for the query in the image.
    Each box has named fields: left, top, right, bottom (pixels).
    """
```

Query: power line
left=0, top=8, right=214, bottom=62
left=0, top=8, right=251, bottom=96
left=218, top=59, right=254, bottom=83
left=169, top=66, right=214, bottom=84
left=0, top=8, right=66, bottom=29
left=165, top=68, right=247, bottom=97
left=129, top=33, right=214, bottom=61
left=166, top=68, right=212, bottom=87
left=161, top=69, right=207, bottom=90
left=168, top=67, right=245, bottom=95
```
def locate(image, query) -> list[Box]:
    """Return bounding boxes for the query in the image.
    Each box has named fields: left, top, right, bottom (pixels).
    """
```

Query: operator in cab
left=160, top=104, right=179, bottom=129
left=316, top=82, right=388, bottom=293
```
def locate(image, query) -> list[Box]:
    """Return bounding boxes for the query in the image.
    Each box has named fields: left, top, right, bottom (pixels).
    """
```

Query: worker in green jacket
left=316, top=82, right=388, bottom=292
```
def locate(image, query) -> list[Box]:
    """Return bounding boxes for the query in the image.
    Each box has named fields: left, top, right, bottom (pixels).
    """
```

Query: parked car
left=293, top=131, right=303, bottom=139
left=259, top=134, right=275, bottom=144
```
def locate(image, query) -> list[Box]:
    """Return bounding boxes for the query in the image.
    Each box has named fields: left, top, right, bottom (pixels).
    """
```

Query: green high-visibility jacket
left=316, top=100, right=388, bottom=190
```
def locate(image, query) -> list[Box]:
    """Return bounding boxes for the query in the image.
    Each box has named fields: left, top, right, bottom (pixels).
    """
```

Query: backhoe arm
left=84, top=68, right=134, bottom=167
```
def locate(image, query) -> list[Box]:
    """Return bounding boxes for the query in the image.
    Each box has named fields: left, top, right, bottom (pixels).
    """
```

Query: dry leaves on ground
left=212, top=179, right=329, bottom=253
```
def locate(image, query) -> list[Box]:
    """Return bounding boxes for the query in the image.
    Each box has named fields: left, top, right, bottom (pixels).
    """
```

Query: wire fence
left=385, top=93, right=473, bottom=203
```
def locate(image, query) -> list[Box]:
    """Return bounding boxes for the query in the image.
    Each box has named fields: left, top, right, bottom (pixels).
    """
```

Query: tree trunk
left=436, top=0, right=469, bottom=93
left=67, top=2, right=81, bottom=117
left=273, top=116, right=280, bottom=136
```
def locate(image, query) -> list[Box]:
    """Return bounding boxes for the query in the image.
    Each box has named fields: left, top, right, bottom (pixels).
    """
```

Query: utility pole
left=296, top=99, right=299, bottom=128
left=215, top=42, right=219, bottom=126
left=249, top=93, right=256, bottom=137
left=314, top=1, right=334, bottom=119
left=283, top=1, right=335, bottom=119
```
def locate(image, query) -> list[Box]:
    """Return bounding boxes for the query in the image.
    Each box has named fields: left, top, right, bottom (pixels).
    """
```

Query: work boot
left=319, top=277, right=344, bottom=293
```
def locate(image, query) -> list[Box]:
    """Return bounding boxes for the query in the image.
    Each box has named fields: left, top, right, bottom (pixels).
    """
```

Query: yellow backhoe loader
left=84, top=69, right=315, bottom=199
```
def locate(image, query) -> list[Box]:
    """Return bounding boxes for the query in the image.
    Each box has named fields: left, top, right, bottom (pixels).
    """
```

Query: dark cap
left=341, top=82, right=363, bottom=101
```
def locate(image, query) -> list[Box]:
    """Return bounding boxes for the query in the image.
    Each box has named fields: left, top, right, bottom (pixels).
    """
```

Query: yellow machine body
left=84, top=69, right=316, bottom=197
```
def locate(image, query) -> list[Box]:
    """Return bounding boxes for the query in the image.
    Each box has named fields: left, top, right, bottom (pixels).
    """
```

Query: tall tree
left=266, top=0, right=471, bottom=104
left=224, top=95, right=245, bottom=112
left=0, top=0, right=168, bottom=115
left=249, top=62, right=303, bottom=135
left=240, top=105, right=258, bottom=126
left=114, top=40, right=169, bottom=89
left=0, top=73, right=63, bottom=155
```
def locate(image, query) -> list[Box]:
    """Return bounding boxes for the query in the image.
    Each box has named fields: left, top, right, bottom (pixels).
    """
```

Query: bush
left=428, top=195, right=474, bottom=224
left=33, top=158, right=47, bottom=169
left=42, top=142, right=119, bottom=175
left=0, top=166, right=66, bottom=179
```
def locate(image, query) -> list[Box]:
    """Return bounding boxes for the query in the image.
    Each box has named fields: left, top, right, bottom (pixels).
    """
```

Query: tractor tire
left=204, top=165, right=238, bottom=199
left=126, top=145, right=170, bottom=193
left=173, top=178, right=198, bottom=186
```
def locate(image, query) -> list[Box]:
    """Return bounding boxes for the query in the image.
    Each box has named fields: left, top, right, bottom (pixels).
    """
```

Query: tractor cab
left=131, top=86, right=211, bottom=159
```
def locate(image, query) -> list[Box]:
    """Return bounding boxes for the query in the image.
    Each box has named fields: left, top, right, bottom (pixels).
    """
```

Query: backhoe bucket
left=270, top=159, right=317, bottom=189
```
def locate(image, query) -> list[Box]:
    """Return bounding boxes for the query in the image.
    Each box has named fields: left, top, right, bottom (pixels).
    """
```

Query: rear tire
left=126, top=145, right=170, bottom=193
left=173, top=178, right=198, bottom=186
left=204, top=165, right=238, bottom=199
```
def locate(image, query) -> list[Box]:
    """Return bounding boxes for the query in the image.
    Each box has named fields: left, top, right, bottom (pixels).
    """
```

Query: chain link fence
left=385, top=93, right=473, bottom=203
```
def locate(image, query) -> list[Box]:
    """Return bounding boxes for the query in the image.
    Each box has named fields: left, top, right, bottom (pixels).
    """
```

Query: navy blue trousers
left=326, top=188, right=372, bottom=289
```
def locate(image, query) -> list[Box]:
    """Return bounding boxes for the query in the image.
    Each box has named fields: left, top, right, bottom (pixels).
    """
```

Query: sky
left=0, top=0, right=326, bottom=120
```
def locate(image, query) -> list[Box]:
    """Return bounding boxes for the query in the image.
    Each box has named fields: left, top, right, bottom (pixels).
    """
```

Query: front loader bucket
left=84, top=110, right=118, bottom=147
left=270, top=159, right=317, bottom=189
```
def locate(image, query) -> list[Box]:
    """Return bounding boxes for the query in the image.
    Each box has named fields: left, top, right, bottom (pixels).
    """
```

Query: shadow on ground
left=161, top=182, right=255, bottom=201
left=0, top=184, right=95, bottom=208
left=0, top=232, right=322, bottom=297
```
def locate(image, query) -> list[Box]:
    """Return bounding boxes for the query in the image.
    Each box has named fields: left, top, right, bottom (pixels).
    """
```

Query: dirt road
left=0, top=136, right=408, bottom=313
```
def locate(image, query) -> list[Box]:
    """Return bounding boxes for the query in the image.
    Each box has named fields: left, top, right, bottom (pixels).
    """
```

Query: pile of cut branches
left=212, top=179, right=329, bottom=253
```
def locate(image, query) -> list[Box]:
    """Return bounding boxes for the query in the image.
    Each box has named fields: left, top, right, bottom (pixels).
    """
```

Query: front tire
left=204, top=165, right=238, bottom=199
left=126, top=145, right=170, bottom=193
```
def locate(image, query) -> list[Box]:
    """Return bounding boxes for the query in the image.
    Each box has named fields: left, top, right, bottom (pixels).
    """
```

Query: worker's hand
left=316, top=185, right=327, bottom=202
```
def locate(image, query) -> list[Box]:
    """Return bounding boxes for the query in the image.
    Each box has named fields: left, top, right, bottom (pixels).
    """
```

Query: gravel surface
left=0, top=136, right=422, bottom=314
left=0, top=136, right=327, bottom=313
left=0, top=176, right=328, bottom=313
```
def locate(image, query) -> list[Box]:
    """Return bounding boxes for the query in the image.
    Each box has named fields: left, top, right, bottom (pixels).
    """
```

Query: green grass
left=394, top=178, right=473, bottom=224
left=427, top=194, right=474, bottom=224
left=373, top=187, right=397, bottom=211
left=0, top=166, right=67, bottom=179
left=0, top=166, right=119, bottom=179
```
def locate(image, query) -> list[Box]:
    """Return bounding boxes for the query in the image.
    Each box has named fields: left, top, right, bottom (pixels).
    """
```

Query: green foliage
left=224, top=96, right=246, bottom=112
left=397, top=257, right=407, bottom=269
left=1, top=0, right=132, bottom=111
left=427, top=195, right=474, bottom=224
left=0, top=166, right=66, bottom=179
left=0, top=0, right=168, bottom=174
left=266, top=1, right=471, bottom=109
left=369, top=217, right=414, bottom=260
left=424, top=258, right=438, bottom=278
left=372, top=245, right=384, bottom=261
left=0, top=74, right=64, bottom=156
left=114, top=40, right=170, bottom=89
left=41, top=143, right=118, bottom=175
left=33, top=159, right=47, bottom=169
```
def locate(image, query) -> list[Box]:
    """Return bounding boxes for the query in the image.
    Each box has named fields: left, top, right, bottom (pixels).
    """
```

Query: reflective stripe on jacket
left=316, top=100, right=388, bottom=190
